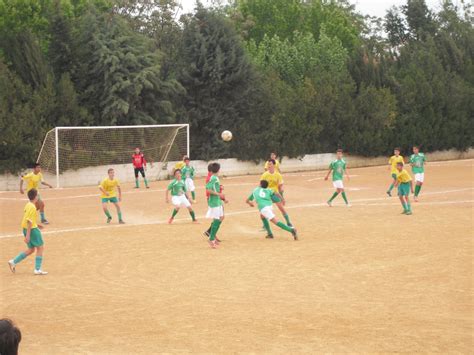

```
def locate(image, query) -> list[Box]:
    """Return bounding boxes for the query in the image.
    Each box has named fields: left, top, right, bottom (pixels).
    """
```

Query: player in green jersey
left=325, top=149, right=351, bottom=207
left=205, top=163, right=226, bottom=249
left=246, top=180, right=297, bottom=240
left=181, top=157, right=196, bottom=202
left=166, top=169, right=196, bottom=224
left=409, top=145, right=427, bottom=202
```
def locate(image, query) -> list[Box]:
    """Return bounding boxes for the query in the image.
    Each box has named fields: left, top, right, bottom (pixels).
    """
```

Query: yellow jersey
left=22, top=172, right=43, bottom=191
left=264, top=160, right=280, bottom=172
left=397, top=169, right=412, bottom=183
left=260, top=171, right=283, bottom=193
left=388, top=155, right=404, bottom=174
left=99, top=178, right=120, bottom=198
left=21, top=201, right=38, bottom=229
left=174, top=161, right=186, bottom=171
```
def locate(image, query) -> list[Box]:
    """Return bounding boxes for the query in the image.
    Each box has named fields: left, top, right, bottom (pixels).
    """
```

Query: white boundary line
left=1, top=191, right=472, bottom=239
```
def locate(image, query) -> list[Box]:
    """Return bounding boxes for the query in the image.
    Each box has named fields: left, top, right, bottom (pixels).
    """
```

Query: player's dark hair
left=33, top=163, right=40, bottom=169
left=268, top=159, right=276, bottom=165
left=260, top=180, right=269, bottom=188
left=413, top=145, right=419, bottom=149
left=336, top=149, right=343, bottom=153
left=0, top=318, right=22, bottom=355
left=174, top=169, right=181, bottom=175
left=107, top=168, right=114, bottom=173
left=394, top=147, right=401, bottom=152
left=207, top=163, right=212, bottom=172
left=397, top=162, right=404, bottom=167
left=184, top=157, right=190, bottom=162
left=27, top=189, right=38, bottom=201
left=210, top=163, right=220, bottom=173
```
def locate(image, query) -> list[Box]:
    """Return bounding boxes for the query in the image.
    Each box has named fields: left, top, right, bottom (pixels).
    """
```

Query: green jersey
left=206, top=175, right=222, bottom=208
left=329, top=159, right=346, bottom=181
left=248, top=187, right=274, bottom=211
left=409, top=153, right=426, bottom=173
left=181, top=165, right=195, bottom=180
left=167, top=179, right=186, bottom=196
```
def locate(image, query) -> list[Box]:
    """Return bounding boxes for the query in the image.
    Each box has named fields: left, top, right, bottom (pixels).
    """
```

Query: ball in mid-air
left=221, top=130, right=233, bottom=142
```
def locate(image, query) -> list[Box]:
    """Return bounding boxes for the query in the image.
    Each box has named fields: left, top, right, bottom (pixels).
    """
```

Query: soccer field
left=1, top=160, right=472, bottom=353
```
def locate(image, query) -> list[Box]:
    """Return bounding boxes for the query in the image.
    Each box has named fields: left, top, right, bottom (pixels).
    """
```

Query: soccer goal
left=37, top=124, right=189, bottom=188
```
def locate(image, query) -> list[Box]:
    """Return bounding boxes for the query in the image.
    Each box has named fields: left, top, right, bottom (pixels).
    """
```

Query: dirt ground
left=0, top=160, right=472, bottom=353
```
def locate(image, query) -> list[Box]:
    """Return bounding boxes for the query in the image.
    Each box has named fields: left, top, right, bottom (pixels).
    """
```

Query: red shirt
left=132, top=153, right=147, bottom=168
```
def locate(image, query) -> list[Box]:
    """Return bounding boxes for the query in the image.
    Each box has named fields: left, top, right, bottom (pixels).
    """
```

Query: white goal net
left=37, top=124, right=189, bottom=187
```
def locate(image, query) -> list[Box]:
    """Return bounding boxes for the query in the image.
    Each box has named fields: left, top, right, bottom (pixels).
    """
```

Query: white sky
left=178, top=0, right=444, bottom=18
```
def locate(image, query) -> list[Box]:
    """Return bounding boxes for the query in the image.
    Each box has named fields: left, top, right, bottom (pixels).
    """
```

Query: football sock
left=118, top=211, right=123, bottom=221
left=388, top=183, right=394, bottom=192
left=407, top=203, right=411, bottom=212
left=209, top=220, right=222, bottom=241
left=262, top=218, right=272, bottom=236
left=135, top=179, right=139, bottom=188
left=35, top=256, right=43, bottom=270
left=144, top=179, right=148, bottom=187
left=104, top=210, right=112, bottom=218
left=40, top=212, right=46, bottom=221
left=341, top=192, right=348, bottom=204
left=415, top=185, right=421, bottom=196
left=190, top=211, right=196, bottom=221
left=172, top=209, right=179, bottom=218
left=13, top=252, right=27, bottom=264
left=402, top=202, right=407, bottom=211
left=276, top=221, right=293, bottom=233
left=329, top=192, right=339, bottom=202
left=191, top=191, right=196, bottom=200
left=283, top=213, right=291, bottom=225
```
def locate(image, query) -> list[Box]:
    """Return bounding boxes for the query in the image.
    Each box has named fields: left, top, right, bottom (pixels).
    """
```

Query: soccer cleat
left=327, top=201, right=332, bottom=207
left=414, top=196, right=418, bottom=202
left=346, top=203, right=352, bottom=207
left=8, top=260, right=15, bottom=273
left=168, top=217, right=173, bottom=224
left=386, top=191, right=391, bottom=197
left=291, top=228, right=298, bottom=241
left=203, top=230, right=210, bottom=237
left=208, top=240, right=218, bottom=249
left=146, top=186, right=150, bottom=189
left=119, top=220, right=125, bottom=224
left=265, top=234, right=274, bottom=239
left=406, top=211, right=413, bottom=215
left=34, top=269, right=48, bottom=275
left=107, top=217, right=112, bottom=224
left=288, top=222, right=293, bottom=227
left=41, top=219, right=49, bottom=225
left=401, top=210, right=407, bottom=214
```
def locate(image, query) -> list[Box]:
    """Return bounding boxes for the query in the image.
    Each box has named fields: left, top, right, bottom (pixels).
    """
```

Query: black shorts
left=134, top=167, right=145, bottom=178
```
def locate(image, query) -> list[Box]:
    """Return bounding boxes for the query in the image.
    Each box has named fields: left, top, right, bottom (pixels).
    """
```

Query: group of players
left=7, top=145, right=426, bottom=274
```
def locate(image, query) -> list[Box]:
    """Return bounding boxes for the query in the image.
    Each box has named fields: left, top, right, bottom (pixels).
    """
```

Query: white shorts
left=185, top=178, right=195, bottom=192
left=260, top=206, right=275, bottom=220
left=333, top=180, right=344, bottom=189
left=206, top=206, right=224, bottom=219
left=414, top=173, right=424, bottom=183
left=171, top=195, right=191, bottom=208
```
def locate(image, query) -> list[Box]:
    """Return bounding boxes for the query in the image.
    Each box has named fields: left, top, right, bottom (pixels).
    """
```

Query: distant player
left=260, top=159, right=292, bottom=226
left=394, top=162, right=414, bottom=215
left=205, top=163, right=226, bottom=249
left=181, top=157, right=196, bottom=202
left=99, top=168, right=124, bottom=224
left=325, top=149, right=350, bottom=206
left=8, top=189, right=48, bottom=275
left=174, top=155, right=187, bottom=172
left=246, top=180, right=297, bottom=240
left=132, top=147, right=149, bottom=189
left=409, top=145, right=427, bottom=202
left=204, top=163, right=226, bottom=240
left=386, top=147, right=404, bottom=196
left=264, top=152, right=280, bottom=172
left=166, top=169, right=197, bottom=224
left=19, top=163, right=53, bottom=224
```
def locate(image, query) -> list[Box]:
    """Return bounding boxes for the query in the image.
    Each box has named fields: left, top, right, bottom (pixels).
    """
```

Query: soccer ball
left=221, top=130, right=233, bottom=142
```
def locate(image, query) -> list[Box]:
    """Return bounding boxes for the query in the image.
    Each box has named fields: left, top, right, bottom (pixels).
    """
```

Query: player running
left=325, top=149, right=351, bottom=207
left=264, top=152, right=281, bottom=172
left=387, top=148, right=404, bottom=197
left=99, top=168, right=124, bottom=224
left=20, top=163, right=53, bottom=224
left=205, top=163, right=226, bottom=249
left=8, top=189, right=48, bottom=275
left=132, top=147, right=149, bottom=189
left=409, top=145, right=427, bottom=202
left=394, top=162, right=414, bottom=215
left=260, top=159, right=292, bottom=226
left=181, top=157, right=196, bottom=202
left=166, top=169, right=197, bottom=224
left=246, top=180, right=297, bottom=240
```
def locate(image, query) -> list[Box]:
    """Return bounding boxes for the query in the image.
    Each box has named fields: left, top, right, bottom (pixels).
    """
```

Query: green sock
left=402, top=202, right=407, bottom=211
left=172, top=209, right=178, bottom=218
left=135, top=179, right=139, bottom=188
left=191, top=191, right=195, bottom=200
left=415, top=185, right=421, bottom=196
left=104, top=210, right=112, bottom=218
left=341, top=192, right=348, bottom=204
left=276, top=221, right=293, bottom=233
left=190, top=210, right=196, bottom=221
left=262, top=218, right=272, bottom=236
left=144, top=179, right=148, bottom=187
left=329, top=192, right=339, bottom=202
left=407, top=203, right=411, bottom=212
left=388, top=183, right=394, bottom=192
left=13, top=252, right=27, bottom=264
left=35, top=256, right=43, bottom=270
left=118, top=211, right=123, bottom=221
left=210, top=219, right=222, bottom=241
left=283, top=213, right=291, bottom=225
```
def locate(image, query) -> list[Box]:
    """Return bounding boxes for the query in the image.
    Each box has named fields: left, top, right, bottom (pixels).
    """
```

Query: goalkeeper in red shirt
left=132, top=147, right=149, bottom=189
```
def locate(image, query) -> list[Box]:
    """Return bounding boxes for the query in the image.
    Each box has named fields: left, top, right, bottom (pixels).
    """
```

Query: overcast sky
left=178, top=0, right=444, bottom=18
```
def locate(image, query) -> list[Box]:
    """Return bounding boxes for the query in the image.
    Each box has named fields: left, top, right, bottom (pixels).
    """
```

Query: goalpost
left=37, top=124, right=189, bottom=188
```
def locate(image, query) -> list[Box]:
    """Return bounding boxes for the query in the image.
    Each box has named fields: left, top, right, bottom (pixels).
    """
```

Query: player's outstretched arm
left=41, top=181, right=53, bottom=188
left=117, top=186, right=122, bottom=202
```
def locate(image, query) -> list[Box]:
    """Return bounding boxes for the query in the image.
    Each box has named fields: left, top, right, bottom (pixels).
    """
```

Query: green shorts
left=23, top=228, right=44, bottom=248
left=102, top=197, right=119, bottom=203
left=398, top=183, right=410, bottom=196
left=271, top=194, right=282, bottom=203
left=391, top=173, right=397, bottom=179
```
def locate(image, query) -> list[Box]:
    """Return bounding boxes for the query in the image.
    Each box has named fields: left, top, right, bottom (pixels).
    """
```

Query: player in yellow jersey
left=260, top=160, right=292, bottom=226
left=19, top=163, right=53, bottom=224
left=8, top=189, right=48, bottom=275
left=386, top=148, right=404, bottom=197
left=174, top=155, right=187, bottom=172
left=394, top=162, right=414, bottom=215
left=264, top=152, right=281, bottom=172
left=99, top=168, right=124, bottom=224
